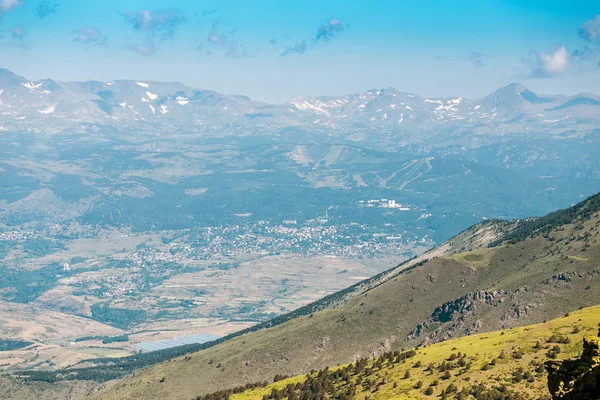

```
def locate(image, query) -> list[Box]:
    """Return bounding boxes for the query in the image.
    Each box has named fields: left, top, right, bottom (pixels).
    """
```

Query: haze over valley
left=0, top=68, right=598, bottom=375
left=1, top=1, right=600, bottom=399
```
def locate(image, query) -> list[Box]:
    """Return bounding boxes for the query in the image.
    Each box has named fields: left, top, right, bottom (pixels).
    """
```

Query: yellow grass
left=231, top=305, right=600, bottom=399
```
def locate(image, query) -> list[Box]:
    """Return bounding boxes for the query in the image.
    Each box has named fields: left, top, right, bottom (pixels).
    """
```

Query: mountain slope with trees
left=84, top=192, right=600, bottom=400
left=214, top=306, right=600, bottom=400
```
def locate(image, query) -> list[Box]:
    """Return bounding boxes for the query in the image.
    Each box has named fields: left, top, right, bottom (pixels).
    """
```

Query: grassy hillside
left=87, top=193, right=600, bottom=400
left=220, top=305, right=600, bottom=400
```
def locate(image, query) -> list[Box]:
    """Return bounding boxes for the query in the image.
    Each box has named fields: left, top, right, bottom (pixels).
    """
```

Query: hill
left=85, top=192, right=600, bottom=400
left=208, top=305, right=600, bottom=400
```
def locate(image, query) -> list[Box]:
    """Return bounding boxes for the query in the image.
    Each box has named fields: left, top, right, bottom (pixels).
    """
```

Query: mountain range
left=1, top=68, right=599, bottom=138
left=2, top=68, right=600, bottom=399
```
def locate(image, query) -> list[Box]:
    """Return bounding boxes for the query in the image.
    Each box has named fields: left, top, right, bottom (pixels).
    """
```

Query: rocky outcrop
left=545, top=335, right=600, bottom=399
left=501, top=303, right=537, bottom=321
left=542, top=270, right=600, bottom=288
left=406, top=290, right=511, bottom=342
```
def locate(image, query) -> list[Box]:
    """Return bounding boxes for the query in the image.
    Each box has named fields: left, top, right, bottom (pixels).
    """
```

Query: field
left=0, top=300, right=124, bottom=370
left=153, top=256, right=399, bottom=317
left=0, top=252, right=406, bottom=372
left=1, top=124, right=599, bottom=377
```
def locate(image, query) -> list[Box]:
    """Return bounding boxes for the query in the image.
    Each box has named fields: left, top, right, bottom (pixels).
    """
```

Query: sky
left=0, top=0, right=599, bottom=102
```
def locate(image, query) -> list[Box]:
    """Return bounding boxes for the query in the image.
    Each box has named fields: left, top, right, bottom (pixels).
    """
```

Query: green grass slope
left=224, top=305, right=600, bottom=400
left=87, top=193, right=600, bottom=400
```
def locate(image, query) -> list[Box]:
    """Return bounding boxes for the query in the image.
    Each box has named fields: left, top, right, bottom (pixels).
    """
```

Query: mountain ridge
left=2, top=68, right=598, bottom=105
left=215, top=306, right=600, bottom=400
left=1, top=67, right=599, bottom=137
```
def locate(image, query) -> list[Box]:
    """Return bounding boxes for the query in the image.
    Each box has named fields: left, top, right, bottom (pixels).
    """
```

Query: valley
left=83, top=192, right=600, bottom=400
left=2, top=2, right=600, bottom=398
left=0, top=69, right=599, bottom=399
left=1, top=126, right=596, bottom=374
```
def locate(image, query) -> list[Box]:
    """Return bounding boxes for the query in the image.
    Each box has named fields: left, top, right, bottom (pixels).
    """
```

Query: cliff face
left=546, top=334, right=600, bottom=399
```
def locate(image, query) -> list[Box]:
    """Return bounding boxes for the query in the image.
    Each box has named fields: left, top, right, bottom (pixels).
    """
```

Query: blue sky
left=1, top=0, right=599, bottom=102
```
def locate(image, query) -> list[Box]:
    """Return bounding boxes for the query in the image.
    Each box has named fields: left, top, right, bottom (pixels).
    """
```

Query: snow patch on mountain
left=0, top=68, right=597, bottom=135
left=38, top=105, right=56, bottom=114
left=544, top=117, right=570, bottom=123
left=23, top=82, right=42, bottom=90
left=291, top=100, right=332, bottom=116
left=176, top=96, right=189, bottom=106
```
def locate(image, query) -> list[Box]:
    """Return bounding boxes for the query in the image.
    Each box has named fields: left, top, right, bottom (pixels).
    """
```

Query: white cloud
left=281, top=40, right=308, bottom=56
left=37, top=0, right=59, bottom=19
left=126, top=40, right=156, bottom=56
left=0, top=0, right=22, bottom=12
left=72, top=27, right=108, bottom=47
left=0, top=0, right=22, bottom=19
left=11, top=25, right=25, bottom=40
left=203, top=22, right=248, bottom=59
left=523, top=45, right=569, bottom=78
left=469, top=52, right=483, bottom=68
left=539, top=46, right=569, bottom=74
left=579, top=15, right=600, bottom=42
left=281, top=18, right=346, bottom=56
left=315, top=19, right=345, bottom=41
left=121, top=9, right=185, bottom=41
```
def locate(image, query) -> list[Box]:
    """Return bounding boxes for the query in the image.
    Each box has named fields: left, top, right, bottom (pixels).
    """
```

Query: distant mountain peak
left=503, top=82, right=529, bottom=92
left=486, top=83, right=531, bottom=100
left=0, top=68, right=25, bottom=83
left=0, top=67, right=598, bottom=134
